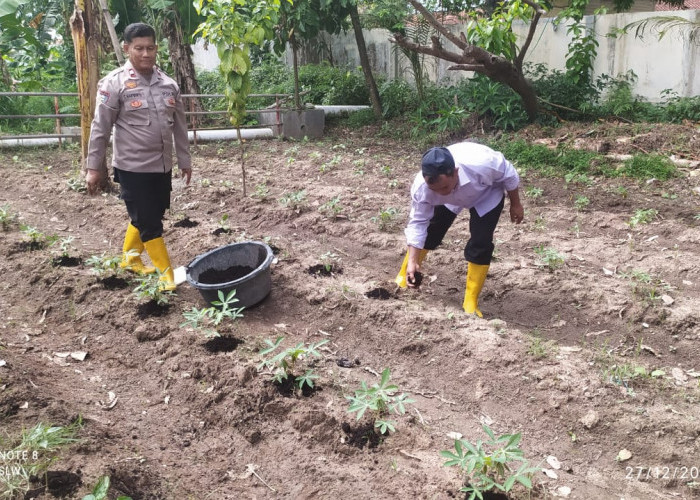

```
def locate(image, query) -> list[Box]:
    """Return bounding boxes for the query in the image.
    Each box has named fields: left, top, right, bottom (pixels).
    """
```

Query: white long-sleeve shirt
left=404, top=142, right=520, bottom=249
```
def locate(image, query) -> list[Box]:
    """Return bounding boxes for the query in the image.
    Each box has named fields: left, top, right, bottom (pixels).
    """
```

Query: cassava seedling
left=85, top=253, right=123, bottom=277
left=133, top=270, right=175, bottom=306
left=346, top=368, right=414, bottom=435
left=181, top=289, right=245, bottom=338
left=257, top=337, right=328, bottom=392
left=441, top=424, right=539, bottom=500
left=82, top=476, right=133, bottom=500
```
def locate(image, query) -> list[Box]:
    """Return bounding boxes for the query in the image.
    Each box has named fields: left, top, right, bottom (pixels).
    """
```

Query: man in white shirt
left=395, top=143, right=524, bottom=317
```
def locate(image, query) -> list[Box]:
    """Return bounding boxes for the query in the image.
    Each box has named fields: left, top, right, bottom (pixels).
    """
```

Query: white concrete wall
left=194, top=10, right=700, bottom=101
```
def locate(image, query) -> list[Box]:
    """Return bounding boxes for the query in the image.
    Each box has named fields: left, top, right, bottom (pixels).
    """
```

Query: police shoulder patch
left=99, top=90, right=110, bottom=104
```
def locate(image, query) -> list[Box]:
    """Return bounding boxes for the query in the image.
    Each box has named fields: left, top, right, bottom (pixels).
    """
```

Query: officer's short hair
left=124, top=23, right=156, bottom=44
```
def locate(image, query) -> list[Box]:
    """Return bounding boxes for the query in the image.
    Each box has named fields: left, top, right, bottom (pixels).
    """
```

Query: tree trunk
left=163, top=11, right=202, bottom=126
left=291, top=33, right=301, bottom=110
left=348, top=4, right=382, bottom=121
left=71, top=0, right=105, bottom=178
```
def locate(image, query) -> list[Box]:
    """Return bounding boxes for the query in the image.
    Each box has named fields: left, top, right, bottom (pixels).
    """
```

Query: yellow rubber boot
left=394, top=249, right=428, bottom=288
left=463, top=263, right=489, bottom=318
left=119, top=223, right=155, bottom=275
left=143, top=237, right=176, bottom=291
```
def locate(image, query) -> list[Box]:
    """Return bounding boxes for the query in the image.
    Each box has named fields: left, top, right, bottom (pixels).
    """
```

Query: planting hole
left=365, top=287, right=393, bottom=300
left=136, top=301, right=171, bottom=319
left=51, top=256, right=82, bottom=267
left=173, top=217, right=199, bottom=228
left=307, top=264, right=342, bottom=277
left=99, top=276, right=130, bottom=290
left=204, top=336, right=242, bottom=353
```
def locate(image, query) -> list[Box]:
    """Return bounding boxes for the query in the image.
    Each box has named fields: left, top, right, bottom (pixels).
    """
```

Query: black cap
left=421, top=147, right=455, bottom=179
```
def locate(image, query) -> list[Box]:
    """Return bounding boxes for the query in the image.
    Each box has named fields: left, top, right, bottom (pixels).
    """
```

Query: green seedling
left=527, top=330, right=558, bottom=359
left=55, top=236, right=75, bottom=257
left=133, top=270, right=175, bottom=306
left=218, top=214, right=230, bottom=232
left=346, top=368, right=414, bottom=435
left=352, top=159, right=365, bottom=176
left=574, top=195, right=590, bottom=210
left=380, top=165, right=392, bottom=176
left=524, top=186, right=543, bottom=199
left=252, top=183, right=270, bottom=200
left=320, top=154, right=342, bottom=173
left=279, top=189, right=307, bottom=211
left=564, top=172, right=591, bottom=186
left=371, top=207, right=399, bottom=232
left=319, top=251, right=340, bottom=273
left=616, top=186, right=628, bottom=198
left=1, top=420, right=81, bottom=500
left=0, top=204, right=17, bottom=230
left=387, top=179, right=399, bottom=189
left=319, top=196, right=343, bottom=219
left=441, top=424, right=539, bottom=500
left=257, top=337, right=328, bottom=391
left=66, top=175, right=87, bottom=193
left=199, top=178, right=212, bottom=187
left=628, top=208, right=658, bottom=227
left=85, top=253, right=123, bottom=277
left=82, top=476, right=133, bottom=500
left=20, top=225, right=57, bottom=249
left=181, top=289, right=244, bottom=338
left=534, top=246, right=565, bottom=271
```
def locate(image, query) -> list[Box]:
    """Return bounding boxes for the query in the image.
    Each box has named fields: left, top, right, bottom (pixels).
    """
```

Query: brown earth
left=0, top=120, right=699, bottom=500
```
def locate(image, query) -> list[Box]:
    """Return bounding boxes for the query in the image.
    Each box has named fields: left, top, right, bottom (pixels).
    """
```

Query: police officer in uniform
left=85, top=22, right=192, bottom=291
left=394, top=143, right=524, bottom=317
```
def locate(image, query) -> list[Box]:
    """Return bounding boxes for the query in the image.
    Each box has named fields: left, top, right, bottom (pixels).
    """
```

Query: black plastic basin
left=186, top=241, right=273, bottom=308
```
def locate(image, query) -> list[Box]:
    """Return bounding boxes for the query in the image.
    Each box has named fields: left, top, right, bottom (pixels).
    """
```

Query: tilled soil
left=0, top=121, right=699, bottom=499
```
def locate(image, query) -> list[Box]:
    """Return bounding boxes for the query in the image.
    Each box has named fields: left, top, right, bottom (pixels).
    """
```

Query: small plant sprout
left=181, top=290, right=244, bottom=338
left=524, top=186, right=543, bottom=199
left=0, top=420, right=81, bottom=500
left=0, top=204, right=18, bottom=230
left=352, top=159, right=365, bottom=175
left=380, top=165, right=392, bottom=176
left=279, top=189, right=307, bottom=211
left=82, top=476, right=133, bottom=500
left=20, top=224, right=57, bottom=249
left=218, top=213, right=230, bottom=232
left=56, top=236, right=75, bottom=257
left=252, top=183, right=270, bottom=200
left=133, top=270, right=175, bottom=306
left=257, top=337, right=329, bottom=392
left=85, top=253, right=123, bottom=276
left=346, top=368, right=414, bottom=435
left=387, top=179, right=399, bottom=189
left=534, top=245, right=565, bottom=271
left=371, top=207, right=399, bottom=232
left=628, top=208, right=659, bottom=227
left=574, top=195, right=590, bottom=210
left=320, top=251, right=340, bottom=272
left=320, top=154, right=342, bottom=173
left=441, top=424, right=539, bottom=500
left=319, top=195, right=343, bottom=219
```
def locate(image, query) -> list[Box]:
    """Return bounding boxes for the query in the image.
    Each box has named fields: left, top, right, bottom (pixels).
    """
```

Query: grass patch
left=489, top=138, right=677, bottom=181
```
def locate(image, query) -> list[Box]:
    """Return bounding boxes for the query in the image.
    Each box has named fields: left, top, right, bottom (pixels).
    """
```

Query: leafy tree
left=195, top=0, right=282, bottom=195
left=392, top=0, right=546, bottom=121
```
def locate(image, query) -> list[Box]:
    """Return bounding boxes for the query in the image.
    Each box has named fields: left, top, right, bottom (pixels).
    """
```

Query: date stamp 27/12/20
left=626, top=466, right=700, bottom=481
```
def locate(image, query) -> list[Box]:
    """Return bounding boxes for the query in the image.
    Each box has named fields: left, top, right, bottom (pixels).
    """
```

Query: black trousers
left=423, top=197, right=505, bottom=265
left=114, top=168, right=172, bottom=243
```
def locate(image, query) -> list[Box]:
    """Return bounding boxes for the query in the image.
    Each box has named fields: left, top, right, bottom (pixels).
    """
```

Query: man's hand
left=510, top=202, right=524, bottom=224
left=180, top=167, right=192, bottom=186
left=85, top=169, right=105, bottom=196
left=507, top=188, right=524, bottom=224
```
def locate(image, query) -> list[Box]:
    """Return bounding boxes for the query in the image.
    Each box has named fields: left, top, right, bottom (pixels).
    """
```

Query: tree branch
left=449, top=64, right=485, bottom=71
left=515, top=10, right=542, bottom=71
left=406, top=0, right=466, bottom=50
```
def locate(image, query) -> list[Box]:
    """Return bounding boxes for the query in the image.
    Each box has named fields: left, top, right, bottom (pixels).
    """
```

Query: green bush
left=527, top=63, right=598, bottom=122
left=345, top=108, right=378, bottom=128
left=379, top=78, right=419, bottom=119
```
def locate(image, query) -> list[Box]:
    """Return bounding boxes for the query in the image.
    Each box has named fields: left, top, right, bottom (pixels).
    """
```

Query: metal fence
left=0, top=91, right=294, bottom=144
